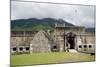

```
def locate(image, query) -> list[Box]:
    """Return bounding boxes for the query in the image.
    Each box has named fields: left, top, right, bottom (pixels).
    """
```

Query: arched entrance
left=65, top=32, right=76, bottom=49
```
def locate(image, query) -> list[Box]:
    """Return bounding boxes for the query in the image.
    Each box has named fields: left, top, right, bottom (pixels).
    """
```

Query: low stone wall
left=11, top=46, right=30, bottom=54
left=77, top=44, right=95, bottom=53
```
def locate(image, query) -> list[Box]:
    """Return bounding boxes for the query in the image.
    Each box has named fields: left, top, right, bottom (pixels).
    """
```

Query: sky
left=11, top=0, right=95, bottom=28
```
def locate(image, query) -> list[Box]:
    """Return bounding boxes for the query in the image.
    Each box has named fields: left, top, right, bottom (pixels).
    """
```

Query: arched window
left=13, top=47, right=17, bottom=51
left=84, top=45, right=87, bottom=48
left=53, top=46, right=57, bottom=49
left=19, top=47, right=23, bottom=51
left=79, top=45, right=82, bottom=48
left=89, top=45, right=92, bottom=48
left=26, top=47, right=30, bottom=50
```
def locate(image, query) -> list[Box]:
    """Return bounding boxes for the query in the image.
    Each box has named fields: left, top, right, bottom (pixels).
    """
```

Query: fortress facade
left=11, top=23, right=95, bottom=54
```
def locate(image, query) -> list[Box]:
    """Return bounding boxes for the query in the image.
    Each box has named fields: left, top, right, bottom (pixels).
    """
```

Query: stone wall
left=54, top=26, right=95, bottom=53
left=11, top=37, right=33, bottom=46
left=10, top=25, right=95, bottom=54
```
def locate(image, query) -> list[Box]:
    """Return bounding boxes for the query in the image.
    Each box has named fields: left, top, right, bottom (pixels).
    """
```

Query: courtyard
left=11, top=52, right=95, bottom=66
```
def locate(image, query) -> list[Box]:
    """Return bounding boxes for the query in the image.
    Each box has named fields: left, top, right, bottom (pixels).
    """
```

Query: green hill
left=11, top=18, right=74, bottom=31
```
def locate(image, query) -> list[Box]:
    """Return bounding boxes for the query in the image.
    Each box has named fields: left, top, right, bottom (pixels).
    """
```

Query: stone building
left=53, top=23, right=95, bottom=53
left=10, top=23, right=95, bottom=54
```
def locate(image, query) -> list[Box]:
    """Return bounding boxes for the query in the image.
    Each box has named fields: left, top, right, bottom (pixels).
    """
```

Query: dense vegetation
left=11, top=18, right=95, bottom=32
left=11, top=18, right=74, bottom=31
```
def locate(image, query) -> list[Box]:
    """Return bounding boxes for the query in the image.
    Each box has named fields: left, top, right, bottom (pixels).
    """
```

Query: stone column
left=30, top=44, right=33, bottom=54
left=76, top=35, right=82, bottom=51
left=64, top=36, right=66, bottom=51
left=59, top=37, right=64, bottom=52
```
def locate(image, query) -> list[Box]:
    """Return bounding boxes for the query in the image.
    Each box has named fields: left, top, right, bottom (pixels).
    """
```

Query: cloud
left=11, top=1, right=95, bottom=28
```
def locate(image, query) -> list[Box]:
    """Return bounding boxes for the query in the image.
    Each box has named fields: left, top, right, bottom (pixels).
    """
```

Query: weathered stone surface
left=30, top=30, right=51, bottom=53
left=10, top=23, right=95, bottom=54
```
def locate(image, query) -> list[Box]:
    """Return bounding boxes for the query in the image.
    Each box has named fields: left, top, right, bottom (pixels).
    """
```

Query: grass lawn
left=11, top=52, right=95, bottom=66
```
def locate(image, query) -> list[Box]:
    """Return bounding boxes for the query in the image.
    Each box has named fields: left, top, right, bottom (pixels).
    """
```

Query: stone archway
left=65, top=32, right=76, bottom=49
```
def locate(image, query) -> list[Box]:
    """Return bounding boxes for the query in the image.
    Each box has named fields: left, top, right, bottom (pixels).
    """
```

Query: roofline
left=55, top=26, right=85, bottom=28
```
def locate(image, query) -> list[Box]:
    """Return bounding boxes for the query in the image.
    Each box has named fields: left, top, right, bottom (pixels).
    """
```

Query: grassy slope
left=11, top=52, right=95, bottom=66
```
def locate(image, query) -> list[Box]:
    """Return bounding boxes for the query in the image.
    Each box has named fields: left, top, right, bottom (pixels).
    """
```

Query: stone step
left=69, top=49, right=78, bottom=53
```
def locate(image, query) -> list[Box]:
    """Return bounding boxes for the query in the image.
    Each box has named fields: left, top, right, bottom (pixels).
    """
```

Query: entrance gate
left=64, top=32, right=76, bottom=51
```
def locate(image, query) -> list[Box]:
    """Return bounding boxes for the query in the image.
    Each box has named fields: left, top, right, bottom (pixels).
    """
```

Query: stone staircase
left=68, top=49, right=78, bottom=53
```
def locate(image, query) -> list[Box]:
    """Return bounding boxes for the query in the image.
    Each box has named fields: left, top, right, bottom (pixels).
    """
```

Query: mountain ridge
left=11, top=18, right=74, bottom=31
left=11, top=18, right=95, bottom=33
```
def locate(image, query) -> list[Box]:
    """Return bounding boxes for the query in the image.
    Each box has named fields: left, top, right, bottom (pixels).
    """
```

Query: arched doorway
left=66, top=32, right=76, bottom=49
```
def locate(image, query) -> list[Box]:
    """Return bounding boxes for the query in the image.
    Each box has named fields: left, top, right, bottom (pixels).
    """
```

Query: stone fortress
left=11, top=23, right=95, bottom=54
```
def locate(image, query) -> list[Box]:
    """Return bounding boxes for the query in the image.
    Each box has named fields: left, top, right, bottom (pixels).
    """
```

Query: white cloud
left=11, top=1, right=95, bottom=27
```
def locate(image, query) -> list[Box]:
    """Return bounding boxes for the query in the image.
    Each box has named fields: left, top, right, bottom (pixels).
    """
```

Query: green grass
left=11, top=52, right=95, bottom=66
